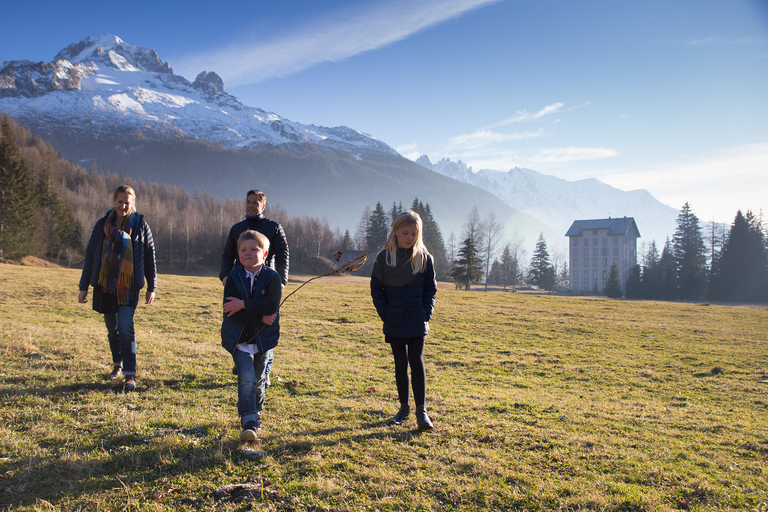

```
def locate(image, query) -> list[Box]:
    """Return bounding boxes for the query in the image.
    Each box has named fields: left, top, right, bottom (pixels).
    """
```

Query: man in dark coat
left=220, top=189, right=289, bottom=287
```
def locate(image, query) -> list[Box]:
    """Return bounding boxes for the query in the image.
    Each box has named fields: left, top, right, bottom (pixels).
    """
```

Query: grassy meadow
left=1, top=262, right=767, bottom=511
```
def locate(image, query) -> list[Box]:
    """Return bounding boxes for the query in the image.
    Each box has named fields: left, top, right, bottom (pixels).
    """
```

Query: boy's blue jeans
left=104, top=306, right=136, bottom=375
left=233, top=348, right=270, bottom=428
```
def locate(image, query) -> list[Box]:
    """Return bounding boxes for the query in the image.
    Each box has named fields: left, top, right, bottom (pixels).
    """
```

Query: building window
left=602, top=270, right=608, bottom=279
left=601, top=248, right=608, bottom=256
left=573, top=270, right=578, bottom=280
left=593, top=248, right=598, bottom=257
left=613, top=237, right=619, bottom=246
left=584, top=258, right=589, bottom=267
left=613, top=247, right=619, bottom=256
left=584, top=238, right=589, bottom=247
left=593, top=270, right=598, bottom=280
left=602, top=237, right=608, bottom=246
left=593, top=230, right=597, bottom=236
left=593, top=238, right=598, bottom=246
left=573, top=259, right=578, bottom=267
left=573, top=248, right=579, bottom=257
left=614, top=258, right=619, bottom=266
left=593, top=258, right=598, bottom=267
left=602, top=258, right=608, bottom=266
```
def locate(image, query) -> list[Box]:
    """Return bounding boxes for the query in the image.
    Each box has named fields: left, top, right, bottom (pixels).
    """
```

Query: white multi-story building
left=565, top=217, right=640, bottom=294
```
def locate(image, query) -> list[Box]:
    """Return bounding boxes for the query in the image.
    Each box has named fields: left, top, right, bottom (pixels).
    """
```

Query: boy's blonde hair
left=384, top=210, right=429, bottom=274
left=238, top=230, right=270, bottom=251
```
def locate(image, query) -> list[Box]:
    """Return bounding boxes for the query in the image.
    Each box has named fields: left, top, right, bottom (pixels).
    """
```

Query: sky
left=1, top=0, right=767, bottom=225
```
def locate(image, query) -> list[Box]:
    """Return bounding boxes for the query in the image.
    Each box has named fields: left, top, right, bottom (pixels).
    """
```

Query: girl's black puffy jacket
left=370, top=247, right=437, bottom=339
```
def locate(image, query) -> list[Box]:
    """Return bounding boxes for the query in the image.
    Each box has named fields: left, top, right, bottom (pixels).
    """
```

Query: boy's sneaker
left=239, top=426, right=258, bottom=441
left=124, top=376, right=136, bottom=390
left=109, top=366, right=122, bottom=380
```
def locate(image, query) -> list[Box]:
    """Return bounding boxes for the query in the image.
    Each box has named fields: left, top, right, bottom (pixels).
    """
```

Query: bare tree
left=481, top=213, right=504, bottom=292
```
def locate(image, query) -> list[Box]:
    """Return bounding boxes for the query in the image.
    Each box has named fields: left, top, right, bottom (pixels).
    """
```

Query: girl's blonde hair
left=384, top=210, right=430, bottom=274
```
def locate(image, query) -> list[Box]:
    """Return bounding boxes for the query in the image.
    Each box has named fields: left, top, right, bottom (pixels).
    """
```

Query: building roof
left=565, top=217, right=641, bottom=238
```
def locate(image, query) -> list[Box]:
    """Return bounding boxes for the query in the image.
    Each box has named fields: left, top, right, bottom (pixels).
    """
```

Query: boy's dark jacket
left=370, top=248, right=437, bottom=339
left=79, top=210, right=157, bottom=308
left=221, top=265, right=281, bottom=354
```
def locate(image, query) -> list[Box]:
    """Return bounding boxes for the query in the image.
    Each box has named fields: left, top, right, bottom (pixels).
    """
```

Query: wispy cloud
left=531, top=146, right=619, bottom=164
left=447, top=129, right=545, bottom=150
left=174, top=0, right=502, bottom=84
left=489, top=101, right=590, bottom=128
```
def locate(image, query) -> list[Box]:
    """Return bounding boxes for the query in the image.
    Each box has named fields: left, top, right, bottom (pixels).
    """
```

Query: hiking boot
left=416, top=406, right=433, bottom=431
left=239, top=427, right=258, bottom=441
left=388, top=404, right=410, bottom=425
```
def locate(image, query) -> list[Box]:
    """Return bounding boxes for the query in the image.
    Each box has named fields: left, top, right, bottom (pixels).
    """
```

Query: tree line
left=624, top=202, right=768, bottom=303
left=3, top=113, right=765, bottom=302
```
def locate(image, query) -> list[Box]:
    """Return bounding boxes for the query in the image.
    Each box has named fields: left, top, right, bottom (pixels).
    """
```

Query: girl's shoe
left=416, top=406, right=433, bottom=431
left=388, top=404, right=410, bottom=425
left=109, top=366, right=122, bottom=380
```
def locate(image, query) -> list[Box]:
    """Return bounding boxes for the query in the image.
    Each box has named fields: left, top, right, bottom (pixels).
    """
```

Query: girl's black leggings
left=386, top=336, right=426, bottom=407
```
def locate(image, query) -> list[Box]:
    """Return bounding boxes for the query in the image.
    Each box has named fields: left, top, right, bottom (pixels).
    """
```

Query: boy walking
left=221, top=230, right=282, bottom=441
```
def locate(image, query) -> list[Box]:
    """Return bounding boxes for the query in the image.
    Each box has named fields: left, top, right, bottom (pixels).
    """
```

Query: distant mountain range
left=1, top=34, right=678, bottom=250
left=416, top=156, right=679, bottom=246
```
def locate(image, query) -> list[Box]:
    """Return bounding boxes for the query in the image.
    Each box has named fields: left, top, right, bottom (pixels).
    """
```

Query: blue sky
left=2, top=0, right=766, bottom=224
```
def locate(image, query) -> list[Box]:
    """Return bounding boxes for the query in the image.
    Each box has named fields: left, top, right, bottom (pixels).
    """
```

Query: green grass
left=1, top=263, right=767, bottom=511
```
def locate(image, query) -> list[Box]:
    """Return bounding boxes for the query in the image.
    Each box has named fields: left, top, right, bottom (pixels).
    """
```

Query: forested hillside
left=0, top=114, right=451, bottom=278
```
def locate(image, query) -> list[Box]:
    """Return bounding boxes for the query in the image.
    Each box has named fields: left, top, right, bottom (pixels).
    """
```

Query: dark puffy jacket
left=221, top=266, right=281, bottom=354
left=219, top=215, right=289, bottom=285
left=370, top=248, right=437, bottom=339
left=79, top=211, right=157, bottom=307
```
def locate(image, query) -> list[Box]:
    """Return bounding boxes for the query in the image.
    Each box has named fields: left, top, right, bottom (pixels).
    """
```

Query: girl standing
left=370, top=211, right=437, bottom=430
left=78, top=185, right=157, bottom=390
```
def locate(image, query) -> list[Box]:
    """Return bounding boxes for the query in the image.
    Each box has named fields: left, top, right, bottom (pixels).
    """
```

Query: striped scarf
left=98, top=209, right=139, bottom=305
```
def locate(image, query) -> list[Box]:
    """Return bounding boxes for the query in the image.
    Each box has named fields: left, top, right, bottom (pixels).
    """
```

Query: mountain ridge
left=416, top=155, right=679, bottom=246
left=2, top=34, right=677, bottom=251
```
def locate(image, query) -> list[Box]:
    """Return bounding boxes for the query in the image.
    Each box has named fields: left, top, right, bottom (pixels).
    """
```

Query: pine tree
left=340, top=229, right=354, bottom=250
left=450, top=236, right=483, bottom=290
left=528, top=233, right=555, bottom=290
left=658, top=239, right=678, bottom=300
left=712, top=210, right=768, bottom=301
left=672, top=202, right=707, bottom=300
left=0, top=118, right=37, bottom=259
left=415, top=202, right=448, bottom=280
left=641, top=240, right=661, bottom=299
left=366, top=202, right=389, bottom=252
left=389, top=201, right=402, bottom=228
left=625, top=264, right=643, bottom=299
left=603, top=263, right=623, bottom=298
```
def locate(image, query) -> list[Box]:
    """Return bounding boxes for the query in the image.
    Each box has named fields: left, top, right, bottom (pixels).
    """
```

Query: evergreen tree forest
left=625, top=204, right=767, bottom=303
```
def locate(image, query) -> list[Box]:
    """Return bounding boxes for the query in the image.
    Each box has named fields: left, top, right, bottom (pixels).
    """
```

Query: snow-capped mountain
left=416, top=156, right=679, bottom=246
left=0, top=35, right=397, bottom=156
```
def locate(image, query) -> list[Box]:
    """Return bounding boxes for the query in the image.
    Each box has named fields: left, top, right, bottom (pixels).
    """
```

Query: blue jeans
left=265, top=349, right=274, bottom=376
left=233, top=348, right=270, bottom=428
left=104, top=306, right=136, bottom=375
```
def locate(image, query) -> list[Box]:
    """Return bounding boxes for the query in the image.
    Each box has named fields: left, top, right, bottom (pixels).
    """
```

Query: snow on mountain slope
left=0, top=35, right=397, bottom=156
left=417, top=155, right=679, bottom=246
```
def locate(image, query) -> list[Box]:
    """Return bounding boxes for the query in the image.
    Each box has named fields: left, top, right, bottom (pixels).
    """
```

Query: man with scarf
left=220, top=189, right=289, bottom=387
left=79, top=185, right=157, bottom=390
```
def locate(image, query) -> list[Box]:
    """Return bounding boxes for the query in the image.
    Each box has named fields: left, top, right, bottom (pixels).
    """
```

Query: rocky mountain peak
left=54, top=35, right=172, bottom=74
left=193, top=71, right=225, bottom=95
